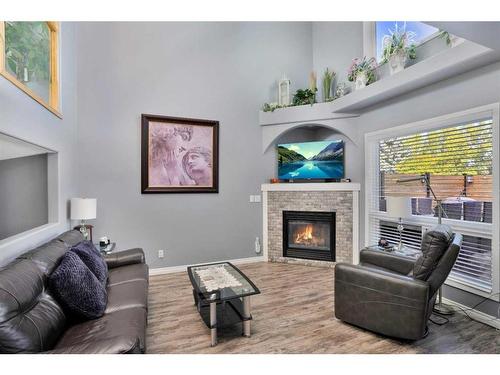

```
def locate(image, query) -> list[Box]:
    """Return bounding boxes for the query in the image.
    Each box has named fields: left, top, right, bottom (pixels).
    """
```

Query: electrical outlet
left=158, top=250, right=165, bottom=258
left=249, top=195, right=261, bottom=203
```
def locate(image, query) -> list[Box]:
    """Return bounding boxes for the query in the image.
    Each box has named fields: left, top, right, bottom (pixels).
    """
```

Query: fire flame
left=295, top=224, right=314, bottom=243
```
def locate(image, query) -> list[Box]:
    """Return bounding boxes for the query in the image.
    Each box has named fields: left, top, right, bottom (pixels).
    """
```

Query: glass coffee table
left=187, top=262, right=260, bottom=347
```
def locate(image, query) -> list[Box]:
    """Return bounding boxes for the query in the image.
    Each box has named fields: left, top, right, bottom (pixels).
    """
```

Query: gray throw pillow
left=49, top=251, right=107, bottom=320
left=71, top=241, right=108, bottom=285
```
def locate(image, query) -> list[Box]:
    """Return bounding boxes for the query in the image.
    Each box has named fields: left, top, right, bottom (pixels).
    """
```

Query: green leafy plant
left=262, top=102, right=287, bottom=112
left=347, top=57, right=377, bottom=85
left=292, top=88, right=318, bottom=106
left=439, top=30, right=452, bottom=46
left=322, top=68, right=336, bottom=102
left=381, top=23, right=417, bottom=63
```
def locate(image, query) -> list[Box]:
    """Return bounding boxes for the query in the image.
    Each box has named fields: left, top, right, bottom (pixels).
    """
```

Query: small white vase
left=388, top=51, right=407, bottom=75
left=355, top=71, right=368, bottom=90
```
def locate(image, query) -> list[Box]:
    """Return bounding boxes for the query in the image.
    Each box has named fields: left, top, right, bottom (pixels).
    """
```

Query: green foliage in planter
left=262, top=102, right=287, bottom=112
left=381, top=23, right=417, bottom=64
left=347, top=57, right=377, bottom=85
left=439, top=30, right=452, bottom=46
left=322, top=68, right=335, bottom=102
left=292, top=88, right=317, bottom=106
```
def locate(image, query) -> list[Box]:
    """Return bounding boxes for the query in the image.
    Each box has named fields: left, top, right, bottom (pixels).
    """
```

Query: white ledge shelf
left=259, top=40, right=496, bottom=126
left=261, top=182, right=360, bottom=192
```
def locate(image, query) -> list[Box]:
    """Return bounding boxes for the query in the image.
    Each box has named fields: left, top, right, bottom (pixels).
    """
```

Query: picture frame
left=141, top=114, right=219, bottom=193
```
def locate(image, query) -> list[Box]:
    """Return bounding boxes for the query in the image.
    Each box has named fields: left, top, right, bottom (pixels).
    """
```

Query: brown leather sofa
left=0, top=230, right=148, bottom=354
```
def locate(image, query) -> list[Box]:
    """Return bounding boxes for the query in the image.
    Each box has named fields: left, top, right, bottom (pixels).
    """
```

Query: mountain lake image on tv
left=278, top=140, right=344, bottom=180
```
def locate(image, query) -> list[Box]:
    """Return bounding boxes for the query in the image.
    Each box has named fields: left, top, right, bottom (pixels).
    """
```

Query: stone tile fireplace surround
left=262, top=183, right=360, bottom=267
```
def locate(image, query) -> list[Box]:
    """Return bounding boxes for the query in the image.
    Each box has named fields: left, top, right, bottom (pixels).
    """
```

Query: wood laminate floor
left=146, top=262, right=500, bottom=354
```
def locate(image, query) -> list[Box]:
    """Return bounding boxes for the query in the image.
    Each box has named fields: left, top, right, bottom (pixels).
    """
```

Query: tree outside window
left=0, top=21, right=60, bottom=117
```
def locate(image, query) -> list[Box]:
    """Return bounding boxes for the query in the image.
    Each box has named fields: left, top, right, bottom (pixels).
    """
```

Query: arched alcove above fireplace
left=260, top=106, right=360, bottom=153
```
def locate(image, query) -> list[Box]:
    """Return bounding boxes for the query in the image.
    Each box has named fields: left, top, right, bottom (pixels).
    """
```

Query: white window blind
left=449, top=235, right=493, bottom=292
left=367, top=117, right=495, bottom=295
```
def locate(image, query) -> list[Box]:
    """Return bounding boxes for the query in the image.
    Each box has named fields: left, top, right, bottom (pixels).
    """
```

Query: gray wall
left=0, top=23, right=79, bottom=265
left=0, top=154, right=48, bottom=239
left=261, top=22, right=364, bottom=185
left=312, top=22, right=364, bottom=100
left=75, top=22, right=313, bottom=268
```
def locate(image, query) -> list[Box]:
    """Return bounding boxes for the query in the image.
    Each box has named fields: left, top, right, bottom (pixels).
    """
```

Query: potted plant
left=439, top=30, right=460, bottom=48
left=381, top=23, right=417, bottom=75
left=322, top=68, right=336, bottom=102
left=292, top=88, right=317, bottom=106
left=347, top=57, right=377, bottom=90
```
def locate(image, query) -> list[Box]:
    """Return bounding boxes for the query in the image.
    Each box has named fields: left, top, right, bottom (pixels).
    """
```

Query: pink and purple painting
left=141, top=115, right=219, bottom=193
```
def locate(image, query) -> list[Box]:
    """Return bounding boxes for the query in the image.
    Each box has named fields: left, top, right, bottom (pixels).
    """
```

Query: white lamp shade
left=386, top=196, right=412, bottom=218
left=71, top=198, right=97, bottom=220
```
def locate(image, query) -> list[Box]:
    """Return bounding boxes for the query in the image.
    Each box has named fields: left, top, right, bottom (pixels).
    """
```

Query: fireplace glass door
left=288, top=221, right=331, bottom=251
left=283, top=211, right=335, bottom=262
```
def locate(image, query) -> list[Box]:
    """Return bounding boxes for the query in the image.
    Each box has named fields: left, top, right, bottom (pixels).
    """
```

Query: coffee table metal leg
left=210, top=302, right=217, bottom=346
left=243, top=296, right=251, bottom=337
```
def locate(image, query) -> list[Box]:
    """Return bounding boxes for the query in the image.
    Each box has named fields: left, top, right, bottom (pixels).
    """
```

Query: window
left=375, top=21, right=439, bottom=62
left=0, top=21, right=60, bottom=117
left=365, top=105, right=499, bottom=299
left=378, top=119, right=493, bottom=221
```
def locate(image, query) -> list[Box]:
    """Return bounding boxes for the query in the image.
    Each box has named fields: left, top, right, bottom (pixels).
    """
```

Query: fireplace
left=283, top=211, right=336, bottom=262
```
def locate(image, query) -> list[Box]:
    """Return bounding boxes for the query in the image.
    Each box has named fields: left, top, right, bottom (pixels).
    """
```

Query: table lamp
left=386, top=196, right=412, bottom=251
left=70, top=198, right=96, bottom=240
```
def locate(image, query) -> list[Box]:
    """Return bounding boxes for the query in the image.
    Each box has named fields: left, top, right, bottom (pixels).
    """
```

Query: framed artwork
left=141, top=114, right=219, bottom=193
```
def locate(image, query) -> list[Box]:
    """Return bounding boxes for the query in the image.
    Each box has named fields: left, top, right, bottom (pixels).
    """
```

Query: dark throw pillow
left=49, top=251, right=107, bottom=320
left=71, top=240, right=108, bottom=285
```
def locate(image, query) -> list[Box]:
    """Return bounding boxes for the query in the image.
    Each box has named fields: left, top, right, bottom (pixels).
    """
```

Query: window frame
left=0, top=21, right=61, bottom=118
left=363, top=21, right=442, bottom=63
left=364, top=104, right=500, bottom=300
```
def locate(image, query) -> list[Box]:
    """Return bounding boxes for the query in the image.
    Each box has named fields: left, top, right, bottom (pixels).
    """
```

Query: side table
left=364, top=244, right=422, bottom=260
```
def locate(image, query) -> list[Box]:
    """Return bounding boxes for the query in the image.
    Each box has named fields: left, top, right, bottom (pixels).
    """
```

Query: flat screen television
left=277, top=140, right=344, bottom=181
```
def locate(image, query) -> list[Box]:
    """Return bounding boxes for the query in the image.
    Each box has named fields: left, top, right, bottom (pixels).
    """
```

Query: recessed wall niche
left=0, top=132, right=58, bottom=241
left=271, top=124, right=355, bottom=179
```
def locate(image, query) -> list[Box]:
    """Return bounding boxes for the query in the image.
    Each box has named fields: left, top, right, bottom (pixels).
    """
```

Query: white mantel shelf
left=261, top=182, right=361, bottom=192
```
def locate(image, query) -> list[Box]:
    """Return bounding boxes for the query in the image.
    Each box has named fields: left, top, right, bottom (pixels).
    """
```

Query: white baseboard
left=442, top=297, right=500, bottom=329
left=149, top=255, right=267, bottom=276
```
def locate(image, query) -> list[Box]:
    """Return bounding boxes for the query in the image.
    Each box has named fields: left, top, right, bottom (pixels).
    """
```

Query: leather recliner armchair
left=334, top=224, right=462, bottom=340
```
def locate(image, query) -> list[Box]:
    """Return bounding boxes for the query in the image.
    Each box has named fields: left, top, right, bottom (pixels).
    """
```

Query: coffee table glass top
left=188, top=262, right=260, bottom=301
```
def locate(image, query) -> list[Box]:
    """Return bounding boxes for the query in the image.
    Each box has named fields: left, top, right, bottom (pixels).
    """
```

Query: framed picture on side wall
left=141, top=114, right=219, bottom=193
